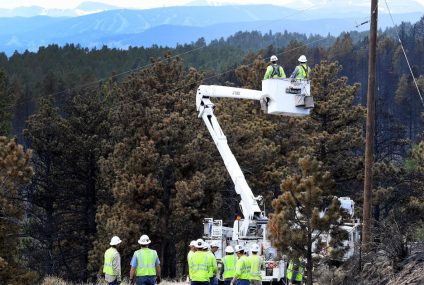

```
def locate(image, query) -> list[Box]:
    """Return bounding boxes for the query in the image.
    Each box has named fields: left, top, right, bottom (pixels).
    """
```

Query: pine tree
left=285, top=60, right=365, bottom=198
left=268, top=156, right=343, bottom=285
left=0, top=136, right=35, bottom=284
left=89, top=54, right=212, bottom=278
left=406, top=142, right=424, bottom=229
left=24, top=91, right=110, bottom=281
left=23, top=97, right=70, bottom=278
left=0, top=71, right=12, bottom=135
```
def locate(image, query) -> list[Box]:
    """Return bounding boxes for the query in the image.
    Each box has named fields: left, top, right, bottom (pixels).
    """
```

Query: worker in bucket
left=230, top=245, right=251, bottom=285
left=290, top=55, right=311, bottom=81
left=263, top=55, right=286, bottom=79
left=103, top=236, right=122, bottom=285
left=249, top=244, right=264, bottom=285
left=129, top=235, right=161, bottom=285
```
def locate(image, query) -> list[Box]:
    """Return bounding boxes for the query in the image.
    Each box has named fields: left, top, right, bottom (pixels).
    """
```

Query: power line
left=5, top=2, right=368, bottom=114
left=5, top=3, right=325, bottom=110
left=384, top=0, right=424, bottom=107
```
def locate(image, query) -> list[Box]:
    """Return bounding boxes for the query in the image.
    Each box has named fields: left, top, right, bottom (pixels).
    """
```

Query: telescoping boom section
left=196, top=79, right=313, bottom=239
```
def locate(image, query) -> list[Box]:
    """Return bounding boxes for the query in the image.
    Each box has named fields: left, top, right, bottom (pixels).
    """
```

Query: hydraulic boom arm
left=196, top=85, right=265, bottom=237
left=196, top=80, right=311, bottom=238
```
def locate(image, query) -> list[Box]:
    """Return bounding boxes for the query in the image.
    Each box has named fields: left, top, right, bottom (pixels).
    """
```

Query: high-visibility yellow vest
left=207, top=251, right=217, bottom=277
left=249, top=254, right=262, bottom=280
left=135, top=248, right=158, bottom=276
left=264, top=64, right=287, bottom=80
left=187, top=250, right=194, bottom=262
left=235, top=255, right=251, bottom=280
left=189, top=251, right=210, bottom=281
left=103, top=247, right=118, bottom=275
left=286, top=259, right=303, bottom=282
left=296, top=64, right=311, bottom=79
left=222, top=254, right=236, bottom=279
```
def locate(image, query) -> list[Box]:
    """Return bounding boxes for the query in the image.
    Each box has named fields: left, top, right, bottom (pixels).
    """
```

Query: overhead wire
left=62, top=17, right=371, bottom=114
left=384, top=0, right=424, bottom=107
left=27, top=44, right=208, bottom=103
left=5, top=2, right=325, bottom=111
left=5, top=1, right=370, bottom=114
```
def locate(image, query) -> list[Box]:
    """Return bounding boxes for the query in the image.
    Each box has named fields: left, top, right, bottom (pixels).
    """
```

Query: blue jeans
left=136, top=276, right=156, bottom=285
left=210, top=277, right=217, bottom=285
left=236, top=280, right=250, bottom=285
left=224, top=279, right=232, bottom=285
left=191, top=281, right=210, bottom=285
left=108, top=280, right=119, bottom=285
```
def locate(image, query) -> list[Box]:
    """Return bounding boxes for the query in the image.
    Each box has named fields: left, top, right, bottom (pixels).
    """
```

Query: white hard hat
left=235, top=244, right=244, bottom=253
left=225, top=245, right=234, bottom=253
left=210, top=240, right=220, bottom=248
left=110, top=236, right=122, bottom=246
left=195, top=239, right=204, bottom=249
left=270, top=55, right=278, bottom=62
left=138, top=234, right=151, bottom=245
left=189, top=240, right=197, bottom=247
left=298, top=55, right=307, bottom=62
left=251, top=244, right=260, bottom=252
left=203, top=242, right=210, bottom=250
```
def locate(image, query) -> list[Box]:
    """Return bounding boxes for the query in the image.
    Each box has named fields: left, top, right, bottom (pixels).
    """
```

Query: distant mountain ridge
left=0, top=4, right=422, bottom=56
left=0, top=1, right=119, bottom=17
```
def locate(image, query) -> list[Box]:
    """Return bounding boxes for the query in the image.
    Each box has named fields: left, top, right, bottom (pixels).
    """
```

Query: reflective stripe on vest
left=189, top=251, right=210, bottom=281
left=249, top=255, right=261, bottom=280
left=103, top=247, right=117, bottom=275
left=235, top=255, right=251, bottom=280
left=296, top=64, right=310, bottom=79
left=135, top=248, right=157, bottom=276
left=223, top=255, right=236, bottom=279
left=270, top=64, right=281, bottom=78
left=207, top=251, right=217, bottom=277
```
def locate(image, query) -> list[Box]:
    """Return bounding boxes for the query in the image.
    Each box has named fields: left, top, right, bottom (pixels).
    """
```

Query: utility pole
left=362, top=0, right=378, bottom=254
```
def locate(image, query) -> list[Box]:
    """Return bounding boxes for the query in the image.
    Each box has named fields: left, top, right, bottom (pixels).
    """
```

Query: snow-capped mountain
left=0, top=3, right=422, bottom=56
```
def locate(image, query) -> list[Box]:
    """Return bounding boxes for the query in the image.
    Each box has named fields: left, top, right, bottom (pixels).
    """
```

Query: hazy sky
left=0, top=0, right=423, bottom=10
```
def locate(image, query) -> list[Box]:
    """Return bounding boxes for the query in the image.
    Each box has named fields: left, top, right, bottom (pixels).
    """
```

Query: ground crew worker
left=290, top=55, right=311, bottom=81
left=130, top=235, right=161, bottom=285
left=230, top=245, right=251, bottom=285
left=210, top=240, right=219, bottom=255
left=286, top=258, right=304, bottom=285
left=103, top=236, right=122, bottom=285
left=204, top=242, right=218, bottom=285
left=188, top=240, right=197, bottom=261
left=222, top=246, right=236, bottom=285
left=187, top=240, right=198, bottom=284
left=210, top=241, right=220, bottom=285
left=249, top=244, right=264, bottom=285
left=263, top=55, right=286, bottom=80
left=188, top=239, right=212, bottom=285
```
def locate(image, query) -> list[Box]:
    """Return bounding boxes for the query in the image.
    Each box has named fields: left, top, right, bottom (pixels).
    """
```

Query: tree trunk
left=307, top=230, right=313, bottom=285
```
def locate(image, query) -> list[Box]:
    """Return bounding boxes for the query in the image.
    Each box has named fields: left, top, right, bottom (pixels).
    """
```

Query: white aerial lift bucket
left=262, top=78, right=312, bottom=116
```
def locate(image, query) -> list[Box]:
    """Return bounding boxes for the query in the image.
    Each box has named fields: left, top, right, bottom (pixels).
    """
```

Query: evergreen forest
left=0, top=16, right=424, bottom=285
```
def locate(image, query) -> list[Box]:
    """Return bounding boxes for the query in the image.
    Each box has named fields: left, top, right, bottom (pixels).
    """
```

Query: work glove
left=156, top=276, right=161, bottom=284
left=129, top=278, right=134, bottom=285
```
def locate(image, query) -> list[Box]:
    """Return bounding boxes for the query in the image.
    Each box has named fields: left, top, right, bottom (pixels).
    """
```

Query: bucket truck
left=196, top=78, right=312, bottom=283
left=196, top=79, right=359, bottom=283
